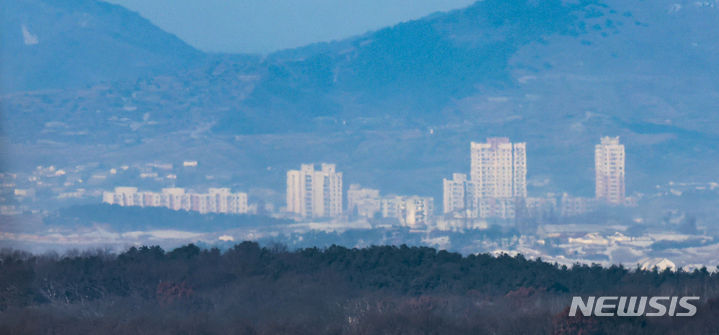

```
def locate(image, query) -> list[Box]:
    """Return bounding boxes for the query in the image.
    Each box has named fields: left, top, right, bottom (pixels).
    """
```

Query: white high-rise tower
left=286, top=163, right=343, bottom=218
left=595, top=136, right=625, bottom=205
left=468, top=137, right=527, bottom=218
left=470, top=138, right=526, bottom=198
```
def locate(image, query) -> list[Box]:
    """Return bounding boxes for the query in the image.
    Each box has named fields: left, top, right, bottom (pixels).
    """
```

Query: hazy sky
left=105, top=0, right=476, bottom=54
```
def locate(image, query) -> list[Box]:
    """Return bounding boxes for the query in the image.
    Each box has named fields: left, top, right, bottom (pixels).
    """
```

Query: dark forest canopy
left=2, top=243, right=719, bottom=334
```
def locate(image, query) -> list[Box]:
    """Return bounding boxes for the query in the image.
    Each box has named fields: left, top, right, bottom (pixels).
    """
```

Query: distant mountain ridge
left=0, top=0, right=202, bottom=92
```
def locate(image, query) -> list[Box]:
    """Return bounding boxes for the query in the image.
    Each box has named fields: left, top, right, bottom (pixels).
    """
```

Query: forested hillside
left=2, top=243, right=718, bottom=334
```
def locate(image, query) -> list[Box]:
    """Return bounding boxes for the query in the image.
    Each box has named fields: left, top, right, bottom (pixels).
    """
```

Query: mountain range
left=2, top=0, right=719, bottom=202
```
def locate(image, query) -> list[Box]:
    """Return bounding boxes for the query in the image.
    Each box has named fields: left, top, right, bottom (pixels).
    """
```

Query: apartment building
left=595, top=136, right=626, bottom=205
left=102, top=187, right=248, bottom=214
left=286, top=163, right=343, bottom=218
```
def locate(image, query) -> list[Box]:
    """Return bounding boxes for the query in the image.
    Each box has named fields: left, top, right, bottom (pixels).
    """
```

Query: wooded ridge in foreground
left=2, top=243, right=719, bottom=334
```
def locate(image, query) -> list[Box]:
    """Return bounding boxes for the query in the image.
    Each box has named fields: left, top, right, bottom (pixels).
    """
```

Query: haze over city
left=2, top=0, right=719, bottom=268
left=4, top=0, right=719, bottom=333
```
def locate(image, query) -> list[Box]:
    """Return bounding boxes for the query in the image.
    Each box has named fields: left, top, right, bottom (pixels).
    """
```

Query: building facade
left=442, top=173, right=473, bottom=214
left=286, top=163, right=343, bottom=218
left=102, top=187, right=248, bottom=214
left=595, top=136, right=625, bottom=205
left=466, top=137, right=527, bottom=219
left=470, top=138, right=527, bottom=198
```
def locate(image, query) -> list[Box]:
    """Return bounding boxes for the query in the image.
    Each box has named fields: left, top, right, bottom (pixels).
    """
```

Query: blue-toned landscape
left=2, top=0, right=719, bottom=333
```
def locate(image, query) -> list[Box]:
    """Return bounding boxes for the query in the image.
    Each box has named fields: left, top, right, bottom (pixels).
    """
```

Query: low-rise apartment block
left=103, top=187, right=248, bottom=214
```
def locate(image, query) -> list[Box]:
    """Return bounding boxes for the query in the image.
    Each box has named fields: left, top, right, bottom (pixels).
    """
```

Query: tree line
left=1, top=242, right=718, bottom=334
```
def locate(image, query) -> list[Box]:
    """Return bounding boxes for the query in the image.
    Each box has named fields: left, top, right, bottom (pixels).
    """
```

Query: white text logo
left=569, top=296, right=699, bottom=317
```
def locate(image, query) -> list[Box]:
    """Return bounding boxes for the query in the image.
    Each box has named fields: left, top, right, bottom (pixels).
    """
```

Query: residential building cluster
left=12, top=134, right=719, bottom=269
left=94, top=136, right=626, bottom=226
left=346, top=184, right=434, bottom=227
left=0, top=159, right=214, bottom=215
left=443, top=137, right=527, bottom=219
left=442, top=136, right=628, bottom=219
left=286, top=165, right=434, bottom=227
left=102, top=187, right=248, bottom=214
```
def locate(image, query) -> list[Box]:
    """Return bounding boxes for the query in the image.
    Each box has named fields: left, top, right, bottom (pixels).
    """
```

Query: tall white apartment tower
left=595, top=136, right=625, bottom=205
left=470, top=138, right=527, bottom=198
left=469, top=138, right=527, bottom=219
left=286, top=163, right=343, bottom=218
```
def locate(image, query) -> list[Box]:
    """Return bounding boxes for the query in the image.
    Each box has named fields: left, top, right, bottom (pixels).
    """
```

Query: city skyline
left=100, top=136, right=629, bottom=224
left=4, top=1, right=719, bottom=331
